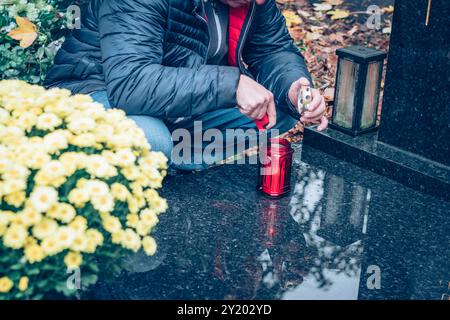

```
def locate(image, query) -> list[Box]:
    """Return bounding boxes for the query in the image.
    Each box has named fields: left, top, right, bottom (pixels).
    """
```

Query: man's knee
left=89, top=91, right=173, bottom=158
left=128, top=115, right=173, bottom=159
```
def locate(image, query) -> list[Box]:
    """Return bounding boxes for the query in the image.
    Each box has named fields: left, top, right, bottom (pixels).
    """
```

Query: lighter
left=297, top=83, right=312, bottom=115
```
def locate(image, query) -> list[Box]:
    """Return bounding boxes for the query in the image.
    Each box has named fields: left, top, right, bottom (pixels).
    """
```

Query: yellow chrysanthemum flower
left=121, top=166, right=141, bottom=181
left=113, top=149, right=137, bottom=167
left=111, top=230, right=123, bottom=245
left=111, top=183, right=130, bottom=202
left=68, top=188, right=90, bottom=208
left=121, top=228, right=141, bottom=252
left=47, top=203, right=76, bottom=224
left=64, top=251, right=83, bottom=269
left=32, top=218, right=58, bottom=240
left=43, top=130, right=69, bottom=154
left=140, top=209, right=159, bottom=228
left=41, top=235, right=63, bottom=256
left=84, top=180, right=109, bottom=197
left=2, top=179, right=26, bottom=195
left=3, top=224, right=28, bottom=249
left=0, top=211, right=14, bottom=226
left=71, top=234, right=88, bottom=252
left=102, top=215, right=122, bottom=234
left=1, top=164, right=29, bottom=180
left=4, top=191, right=26, bottom=208
left=29, top=186, right=58, bottom=213
left=85, top=229, right=104, bottom=246
left=135, top=222, right=152, bottom=237
left=36, top=113, right=62, bottom=131
left=68, top=216, right=88, bottom=234
left=70, top=133, right=97, bottom=148
left=67, top=117, right=96, bottom=135
left=92, top=194, right=115, bottom=213
left=55, top=227, right=76, bottom=249
left=0, top=277, right=14, bottom=293
left=127, top=197, right=140, bottom=214
left=17, top=207, right=42, bottom=226
left=126, top=214, right=139, bottom=228
left=86, top=155, right=115, bottom=178
left=25, top=150, right=51, bottom=170
left=149, top=196, right=169, bottom=215
left=18, top=277, right=29, bottom=292
left=142, top=236, right=157, bottom=256
left=17, top=112, right=37, bottom=131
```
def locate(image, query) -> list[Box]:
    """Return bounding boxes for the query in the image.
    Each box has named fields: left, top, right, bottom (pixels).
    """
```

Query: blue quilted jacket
left=44, top=0, right=311, bottom=120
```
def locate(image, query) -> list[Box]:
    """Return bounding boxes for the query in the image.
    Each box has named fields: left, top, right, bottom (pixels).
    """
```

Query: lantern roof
left=337, top=46, right=387, bottom=64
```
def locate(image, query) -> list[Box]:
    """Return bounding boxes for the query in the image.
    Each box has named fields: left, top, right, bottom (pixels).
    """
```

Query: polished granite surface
left=89, top=144, right=449, bottom=300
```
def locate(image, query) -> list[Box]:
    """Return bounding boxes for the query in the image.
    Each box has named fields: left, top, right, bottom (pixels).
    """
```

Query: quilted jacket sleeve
left=243, top=0, right=312, bottom=116
left=99, top=0, right=240, bottom=118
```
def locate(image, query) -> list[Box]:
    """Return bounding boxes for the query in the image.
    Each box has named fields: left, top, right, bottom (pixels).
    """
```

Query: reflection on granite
left=303, top=127, right=450, bottom=202
left=88, top=145, right=450, bottom=300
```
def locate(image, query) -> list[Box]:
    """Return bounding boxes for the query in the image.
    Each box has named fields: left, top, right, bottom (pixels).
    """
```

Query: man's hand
left=220, top=0, right=266, bottom=8
left=236, top=75, right=277, bottom=129
left=288, top=77, right=328, bottom=131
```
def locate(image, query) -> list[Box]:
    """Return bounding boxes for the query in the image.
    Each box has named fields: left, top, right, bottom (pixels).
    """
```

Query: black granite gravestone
left=303, top=0, right=450, bottom=201
left=378, top=0, right=450, bottom=166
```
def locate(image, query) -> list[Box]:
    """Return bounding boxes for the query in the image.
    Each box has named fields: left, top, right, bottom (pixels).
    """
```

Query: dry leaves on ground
left=277, top=0, right=393, bottom=141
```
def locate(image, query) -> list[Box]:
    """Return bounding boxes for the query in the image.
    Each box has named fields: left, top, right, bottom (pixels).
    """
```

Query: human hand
left=288, top=77, right=328, bottom=131
left=236, top=75, right=276, bottom=129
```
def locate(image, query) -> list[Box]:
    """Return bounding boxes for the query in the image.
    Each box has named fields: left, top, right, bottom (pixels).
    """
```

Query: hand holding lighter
left=297, top=83, right=312, bottom=115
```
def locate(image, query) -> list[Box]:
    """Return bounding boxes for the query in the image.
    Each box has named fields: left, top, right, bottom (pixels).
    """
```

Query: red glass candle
left=258, top=138, right=294, bottom=198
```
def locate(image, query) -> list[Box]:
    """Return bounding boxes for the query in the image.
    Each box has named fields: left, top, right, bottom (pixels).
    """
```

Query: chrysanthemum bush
left=0, top=80, right=168, bottom=299
left=0, top=0, right=81, bottom=84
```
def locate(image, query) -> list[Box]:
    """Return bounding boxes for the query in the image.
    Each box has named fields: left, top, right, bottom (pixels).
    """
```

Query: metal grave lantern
left=331, top=46, right=387, bottom=136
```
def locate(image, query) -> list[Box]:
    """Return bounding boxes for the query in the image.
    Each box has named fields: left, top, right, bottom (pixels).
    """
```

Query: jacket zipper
left=237, top=1, right=256, bottom=75
left=193, top=1, right=210, bottom=63
left=194, top=0, right=256, bottom=68
left=211, top=2, right=223, bottom=57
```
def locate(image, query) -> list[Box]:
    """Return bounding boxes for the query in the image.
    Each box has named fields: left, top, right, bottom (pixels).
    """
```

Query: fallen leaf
left=297, top=9, right=311, bottom=18
left=313, top=3, right=332, bottom=11
left=327, top=9, right=350, bottom=20
left=329, top=32, right=345, bottom=44
left=288, top=26, right=304, bottom=42
left=310, top=26, right=325, bottom=32
left=306, top=31, right=323, bottom=41
left=324, top=0, right=344, bottom=5
left=7, top=16, right=38, bottom=49
left=282, top=9, right=303, bottom=28
left=382, top=5, right=394, bottom=14
left=347, top=25, right=359, bottom=36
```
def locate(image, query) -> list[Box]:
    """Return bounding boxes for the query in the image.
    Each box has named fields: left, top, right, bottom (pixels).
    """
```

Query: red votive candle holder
left=258, top=138, right=294, bottom=198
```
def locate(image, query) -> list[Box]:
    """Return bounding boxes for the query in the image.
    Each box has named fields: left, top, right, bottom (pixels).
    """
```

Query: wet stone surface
left=89, top=144, right=450, bottom=300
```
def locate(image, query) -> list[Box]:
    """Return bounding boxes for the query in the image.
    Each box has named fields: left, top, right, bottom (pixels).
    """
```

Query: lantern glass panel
left=334, top=58, right=360, bottom=129
left=361, top=61, right=382, bottom=129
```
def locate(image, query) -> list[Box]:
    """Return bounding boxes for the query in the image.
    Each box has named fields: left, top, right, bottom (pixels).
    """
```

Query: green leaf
left=81, top=274, right=98, bottom=286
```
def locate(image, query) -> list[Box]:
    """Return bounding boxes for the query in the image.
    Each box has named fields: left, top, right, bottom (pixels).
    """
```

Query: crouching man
left=45, top=0, right=328, bottom=170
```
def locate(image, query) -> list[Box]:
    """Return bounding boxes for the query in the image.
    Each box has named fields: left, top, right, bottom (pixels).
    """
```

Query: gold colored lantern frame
left=331, top=46, right=387, bottom=136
